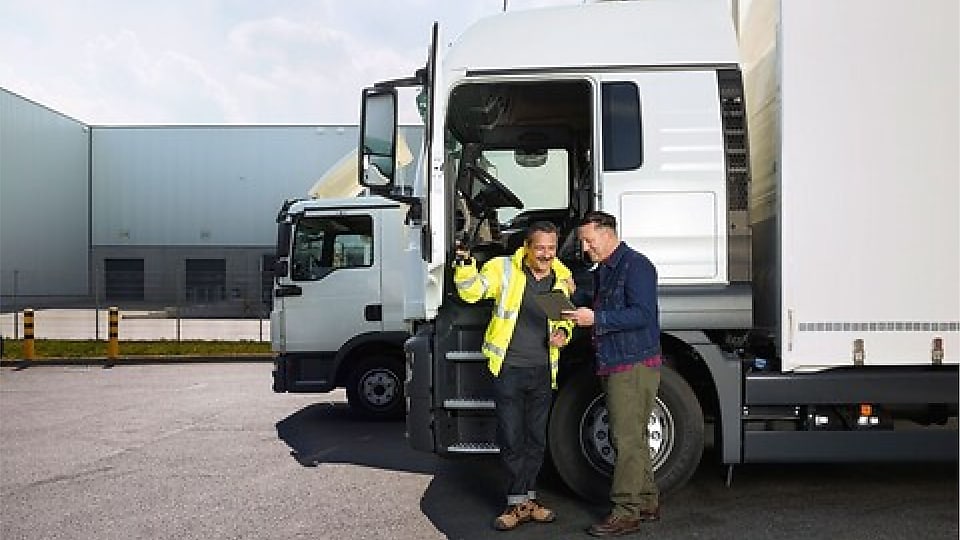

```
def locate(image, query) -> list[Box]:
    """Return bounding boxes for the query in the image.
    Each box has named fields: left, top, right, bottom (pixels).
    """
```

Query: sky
left=0, top=0, right=587, bottom=126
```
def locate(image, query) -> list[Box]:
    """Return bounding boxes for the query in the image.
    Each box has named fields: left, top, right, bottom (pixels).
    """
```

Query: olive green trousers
left=602, top=363, right=661, bottom=517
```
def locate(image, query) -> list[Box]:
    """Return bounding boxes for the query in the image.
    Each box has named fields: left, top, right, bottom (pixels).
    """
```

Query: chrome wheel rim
left=580, top=394, right=675, bottom=475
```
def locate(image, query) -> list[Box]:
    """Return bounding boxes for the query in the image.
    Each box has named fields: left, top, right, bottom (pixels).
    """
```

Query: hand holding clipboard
left=536, top=290, right=595, bottom=327
left=533, top=291, right=577, bottom=320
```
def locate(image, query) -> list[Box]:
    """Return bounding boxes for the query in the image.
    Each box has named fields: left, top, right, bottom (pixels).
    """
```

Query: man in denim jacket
left=564, top=211, right=662, bottom=537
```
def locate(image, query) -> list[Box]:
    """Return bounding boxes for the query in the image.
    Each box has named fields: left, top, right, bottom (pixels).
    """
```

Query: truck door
left=358, top=23, right=445, bottom=320
left=388, top=23, right=448, bottom=321
left=597, top=73, right=729, bottom=286
left=418, top=22, right=446, bottom=319
left=276, top=209, right=383, bottom=354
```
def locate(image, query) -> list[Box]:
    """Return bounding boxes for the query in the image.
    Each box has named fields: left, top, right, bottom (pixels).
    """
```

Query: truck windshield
left=291, top=215, right=373, bottom=281
left=480, top=148, right=569, bottom=222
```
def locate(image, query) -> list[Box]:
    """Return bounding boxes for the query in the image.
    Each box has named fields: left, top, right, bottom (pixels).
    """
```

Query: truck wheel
left=345, top=355, right=405, bottom=420
left=548, top=365, right=704, bottom=502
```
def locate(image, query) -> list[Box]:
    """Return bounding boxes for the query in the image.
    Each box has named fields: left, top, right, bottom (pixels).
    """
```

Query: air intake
left=718, top=70, right=750, bottom=211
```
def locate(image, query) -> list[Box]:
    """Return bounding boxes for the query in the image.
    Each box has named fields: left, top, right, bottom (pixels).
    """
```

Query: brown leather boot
left=586, top=514, right=642, bottom=537
left=493, top=503, right=531, bottom=531
left=637, top=505, right=661, bottom=522
left=524, top=500, right=556, bottom=523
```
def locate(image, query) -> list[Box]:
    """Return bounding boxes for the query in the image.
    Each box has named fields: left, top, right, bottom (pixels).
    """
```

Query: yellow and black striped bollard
left=107, top=307, right=120, bottom=359
left=23, top=308, right=35, bottom=360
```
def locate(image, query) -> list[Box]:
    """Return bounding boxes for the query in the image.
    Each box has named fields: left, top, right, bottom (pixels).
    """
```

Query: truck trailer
left=348, top=0, right=957, bottom=498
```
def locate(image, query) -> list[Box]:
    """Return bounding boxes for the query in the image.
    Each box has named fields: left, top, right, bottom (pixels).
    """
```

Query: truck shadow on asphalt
left=275, top=402, right=606, bottom=539
left=275, top=402, right=435, bottom=473
left=275, top=404, right=959, bottom=540
left=416, top=455, right=612, bottom=539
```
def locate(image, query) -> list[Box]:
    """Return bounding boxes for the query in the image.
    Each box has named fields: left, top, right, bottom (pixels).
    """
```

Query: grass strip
left=1, top=339, right=270, bottom=359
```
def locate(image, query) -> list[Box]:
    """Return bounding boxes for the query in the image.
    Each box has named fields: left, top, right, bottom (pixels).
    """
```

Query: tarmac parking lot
left=1, top=362, right=957, bottom=540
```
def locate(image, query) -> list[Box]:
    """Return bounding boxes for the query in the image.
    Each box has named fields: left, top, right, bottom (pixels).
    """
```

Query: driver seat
left=469, top=217, right=506, bottom=266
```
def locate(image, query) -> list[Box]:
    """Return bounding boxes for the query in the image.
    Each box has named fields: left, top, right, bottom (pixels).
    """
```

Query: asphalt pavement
left=1, top=363, right=957, bottom=540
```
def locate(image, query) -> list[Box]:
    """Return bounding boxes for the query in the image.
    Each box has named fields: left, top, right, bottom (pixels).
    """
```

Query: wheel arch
left=333, top=331, right=409, bottom=387
left=660, top=333, right=720, bottom=423
left=662, top=330, right=743, bottom=465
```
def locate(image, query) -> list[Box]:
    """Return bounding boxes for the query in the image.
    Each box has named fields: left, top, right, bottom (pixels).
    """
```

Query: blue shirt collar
left=600, top=241, right=628, bottom=269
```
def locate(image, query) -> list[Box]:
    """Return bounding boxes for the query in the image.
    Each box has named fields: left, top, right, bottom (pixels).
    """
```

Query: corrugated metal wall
left=2, top=89, right=424, bottom=314
left=0, top=89, right=90, bottom=301
left=92, top=125, right=358, bottom=246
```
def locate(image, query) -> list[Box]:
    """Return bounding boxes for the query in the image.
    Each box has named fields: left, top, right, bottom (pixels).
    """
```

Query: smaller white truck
left=270, top=195, right=410, bottom=418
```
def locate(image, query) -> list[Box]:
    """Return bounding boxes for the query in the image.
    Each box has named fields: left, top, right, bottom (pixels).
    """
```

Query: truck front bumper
left=272, top=352, right=338, bottom=393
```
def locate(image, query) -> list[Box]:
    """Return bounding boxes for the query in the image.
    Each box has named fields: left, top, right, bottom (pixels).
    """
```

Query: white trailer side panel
left=777, top=0, right=959, bottom=371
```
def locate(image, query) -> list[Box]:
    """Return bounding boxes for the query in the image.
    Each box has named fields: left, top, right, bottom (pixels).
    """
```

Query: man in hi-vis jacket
left=453, top=220, right=575, bottom=532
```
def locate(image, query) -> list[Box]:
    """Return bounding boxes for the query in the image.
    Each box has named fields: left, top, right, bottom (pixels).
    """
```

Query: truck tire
left=345, top=355, right=405, bottom=420
left=548, top=365, right=704, bottom=502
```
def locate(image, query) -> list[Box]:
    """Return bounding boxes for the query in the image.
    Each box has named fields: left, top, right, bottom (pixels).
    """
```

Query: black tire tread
left=548, top=364, right=704, bottom=502
left=344, top=354, right=405, bottom=420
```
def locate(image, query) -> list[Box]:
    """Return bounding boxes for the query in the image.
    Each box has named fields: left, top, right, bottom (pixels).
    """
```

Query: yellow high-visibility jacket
left=453, top=246, right=575, bottom=389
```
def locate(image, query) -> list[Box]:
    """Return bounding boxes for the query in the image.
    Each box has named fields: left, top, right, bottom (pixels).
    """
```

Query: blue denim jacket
left=587, top=242, right=661, bottom=370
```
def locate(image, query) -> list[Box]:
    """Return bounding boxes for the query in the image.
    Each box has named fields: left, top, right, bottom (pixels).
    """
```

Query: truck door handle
left=365, top=304, right=383, bottom=322
left=275, top=284, right=302, bottom=297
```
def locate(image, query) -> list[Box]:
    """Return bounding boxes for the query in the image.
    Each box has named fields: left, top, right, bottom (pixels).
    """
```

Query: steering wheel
left=469, top=165, right=524, bottom=210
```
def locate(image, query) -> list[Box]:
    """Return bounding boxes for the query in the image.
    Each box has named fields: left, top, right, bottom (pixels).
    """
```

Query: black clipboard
left=533, top=290, right=576, bottom=320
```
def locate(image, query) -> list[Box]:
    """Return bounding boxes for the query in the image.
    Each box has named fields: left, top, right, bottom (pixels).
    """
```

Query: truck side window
left=601, top=82, right=642, bottom=171
left=291, top=215, right=374, bottom=281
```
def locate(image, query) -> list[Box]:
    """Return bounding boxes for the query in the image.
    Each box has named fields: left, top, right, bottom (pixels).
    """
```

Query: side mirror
left=359, top=88, right=398, bottom=190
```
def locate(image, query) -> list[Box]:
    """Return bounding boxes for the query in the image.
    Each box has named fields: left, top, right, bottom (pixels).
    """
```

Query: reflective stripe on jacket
left=453, top=246, right=574, bottom=389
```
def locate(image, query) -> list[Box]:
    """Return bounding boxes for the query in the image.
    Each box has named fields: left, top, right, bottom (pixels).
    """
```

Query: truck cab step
left=446, top=351, right=486, bottom=362
left=447, top=442, right=500, bottom=454
left=443, top=398, right=496, bottom=409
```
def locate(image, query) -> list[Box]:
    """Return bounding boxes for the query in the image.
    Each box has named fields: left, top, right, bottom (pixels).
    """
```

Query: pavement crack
left=21, top=465, right=120, bottom=490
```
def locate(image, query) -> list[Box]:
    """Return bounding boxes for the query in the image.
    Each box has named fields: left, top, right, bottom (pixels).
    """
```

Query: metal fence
left=0, top=309, right=270, bottom=342
left=0, top=267, right=272, bottom=342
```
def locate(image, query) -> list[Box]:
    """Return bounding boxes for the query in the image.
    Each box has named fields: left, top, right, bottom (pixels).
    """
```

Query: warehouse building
left=0, top=88, right=422, bottom=316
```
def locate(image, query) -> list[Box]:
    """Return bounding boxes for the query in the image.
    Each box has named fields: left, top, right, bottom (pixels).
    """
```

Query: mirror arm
left=374, top=67, right=427, bottom=89
left=400, top=198, right=423, bottom=224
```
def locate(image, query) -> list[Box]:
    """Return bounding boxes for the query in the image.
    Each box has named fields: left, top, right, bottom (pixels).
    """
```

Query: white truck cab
left=271, top=196, right=410, bottom=418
